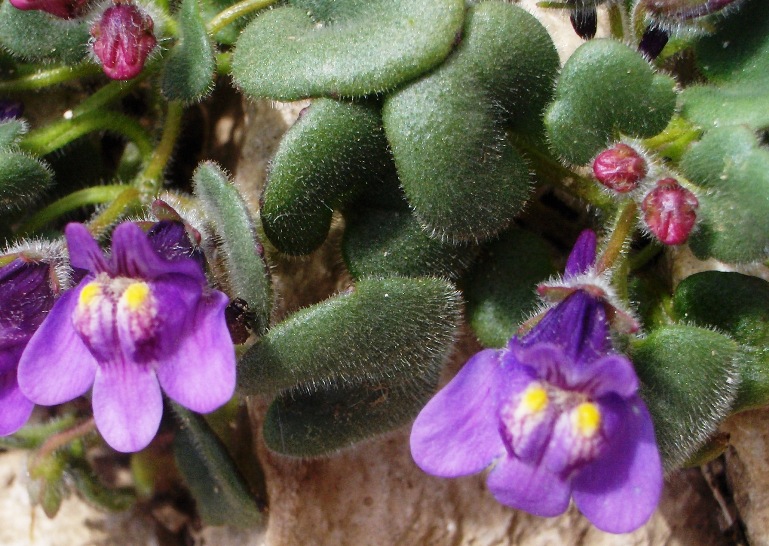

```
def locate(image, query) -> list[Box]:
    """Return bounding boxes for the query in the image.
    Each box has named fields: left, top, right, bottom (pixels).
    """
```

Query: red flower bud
left=592, top=143, right=648, bottom=193
left=642, top=0, right=739, bottom=21
left=641, top=178, right=699, bottom=245
left=90, top=2, right=157, bottom=81
left=9, top=0, right=88, bottom=19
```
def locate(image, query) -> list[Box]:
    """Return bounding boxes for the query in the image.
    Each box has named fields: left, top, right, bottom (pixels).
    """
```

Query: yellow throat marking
left=574, top=402, right=601, bottom=438
left=521, top=385, right=549, bottom=414
left=122, top=282, right=151, bottom=310
left=78, top=282, right=102, bottom=307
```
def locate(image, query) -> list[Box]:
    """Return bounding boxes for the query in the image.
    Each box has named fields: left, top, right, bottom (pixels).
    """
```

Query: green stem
left=642, top=117, right=702, bottom=162
left=30, top=418, right=96, bottom=474
left=596, top=200, right=638, bottom=274
left=71, top=64, right=156, bottom=119
left=136, top=101, right=184, bottom=196
left=20, top=110, right=154, bottom=158
left=216, top=51, right=233, bottom=74
left=88, top=187, right=142, bottom=237
left=0, top=63, right=102, bottom=93
left=17, top=184, right=130, bottom=235
left=207, top=0, right=277, bottom=35
left=629, top=241, right=663, bottom=271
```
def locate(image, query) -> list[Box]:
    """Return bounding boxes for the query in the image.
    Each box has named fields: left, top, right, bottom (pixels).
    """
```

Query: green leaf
left=0, top=3, right=91, bottom=64
left=465, top=228, right=556, bottom=348
left=232, top=0, right=465, bottom=100
left=238, top=277, right=461, bottom=395
left=673, top=271, right=769, bottom=411
left=630, top=324, right=741, bottom=471
left=263, top=372, right=439, bottom=457
left=162, top=0, right=216, bottom=102
left=0, top=120, right=26, bottom=149
left=260, top=98, right=392, bottom=255
left=679, top=0, right=769, bottom=130
left=679, top=126, right=769, bottom=263
left=383, top=2, right=558, bottom=241
left=545, top=39, right=677, bottom=165
left=193, top=161, right=272, bottom=336
left=173, top=405, right=264, bottom=528
left=342, top=207, right=478, bottom=280
left=0, top=150, right=52, bottom=212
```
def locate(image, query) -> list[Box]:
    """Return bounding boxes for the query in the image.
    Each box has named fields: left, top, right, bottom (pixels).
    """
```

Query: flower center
left=500, top=381, right=606, bottom=470
left=73, top=275, right=159, bottom=361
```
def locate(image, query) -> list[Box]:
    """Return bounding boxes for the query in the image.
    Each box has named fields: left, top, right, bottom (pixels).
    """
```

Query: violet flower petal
left=569, top=354, right=639, bottom=398
left=487, top=454, right=571, bottom=517
left=565, top=230, right=597, bottom=278
left=572, top=397, right=662, bottom=533
left=18, top=289, right=98, bottom=405
left=110, top=222, right=205, bottom=282
left=65, top=223, right=110, bottom=274
left=92, top=360, right=163, bottom=453
left=0, top=368, right=34, bottom=435
left=156, top=291, right=235, bottom=413
left=521, top=291, right=610, bottom=363
left=411, top=349, right=507, bottom=477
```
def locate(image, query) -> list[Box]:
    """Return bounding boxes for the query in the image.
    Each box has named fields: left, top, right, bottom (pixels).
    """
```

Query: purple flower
left=18, top=222, right=235, bottom=452
left=0, top=257, right=58, bottom=435
left=410, top=231, right=662, bottom=533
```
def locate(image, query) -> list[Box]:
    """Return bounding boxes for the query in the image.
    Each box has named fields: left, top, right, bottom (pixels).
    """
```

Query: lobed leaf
left=263, top=372, right=440, bottom=457
left=260, top=98, right=393, bottom=255
left=232, top=0, right=465, bottom=100
left=342, top=207, right=478, bottom=281
left=237, top=277, right=461, bottom=396
left=383, top=2, right=558, bottom=241
left=0, top=3, right=90, bottom=64
left=465, top=228, right=556, bottom=348
left=161, top=0, right=216, bottom=102
left=193, top=161, right=272, bottom=335
left=679, top=126, right=769, bottom=263
left=173, top=405, right=264, bottom=528
left=673, top=271, right=769, bottom=411
left=630, top=324, right=740, bottom=471
left=545, top=39, right=677, bottom=165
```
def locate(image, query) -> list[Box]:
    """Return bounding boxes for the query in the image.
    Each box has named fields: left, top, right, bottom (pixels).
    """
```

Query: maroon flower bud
left=592, top=143, right=648, bottom=193
left=90, top=2, right=157, bottom=81
left=641, top=178, right=699, bottom=245
left=639, top=25, right=670, bottom=60
left=570, top=6, right=598, bottom=40
left=642, top=0, right=739, bottom=21
left=9, top=0, right=89, bottom=19
left=0, top=99, right=23, bottom=122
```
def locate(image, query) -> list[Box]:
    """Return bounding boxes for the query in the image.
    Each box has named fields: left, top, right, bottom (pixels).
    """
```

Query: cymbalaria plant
left=0, top=0, right=766, bottom=537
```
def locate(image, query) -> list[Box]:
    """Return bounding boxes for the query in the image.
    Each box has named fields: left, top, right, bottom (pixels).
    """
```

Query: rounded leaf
left=545, top=39, right=677, bottom=165
left=231, top=0, right=465, bottom=100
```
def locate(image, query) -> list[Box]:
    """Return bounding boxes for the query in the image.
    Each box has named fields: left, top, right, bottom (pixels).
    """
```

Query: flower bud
left=0, top=99, right=23, bottom=122
left=641, top=178, right=699, bottom=245
left=639, top=25, right=670, bottom=60
left=9, top=0, right=88, bottom=19
left=570, top=7, right=598, bottom=40
left=90, top=2, right=157, bottom=81
left=642, top=0, right=739, bottom=21
left=592, top=143, right=648, bottom=193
